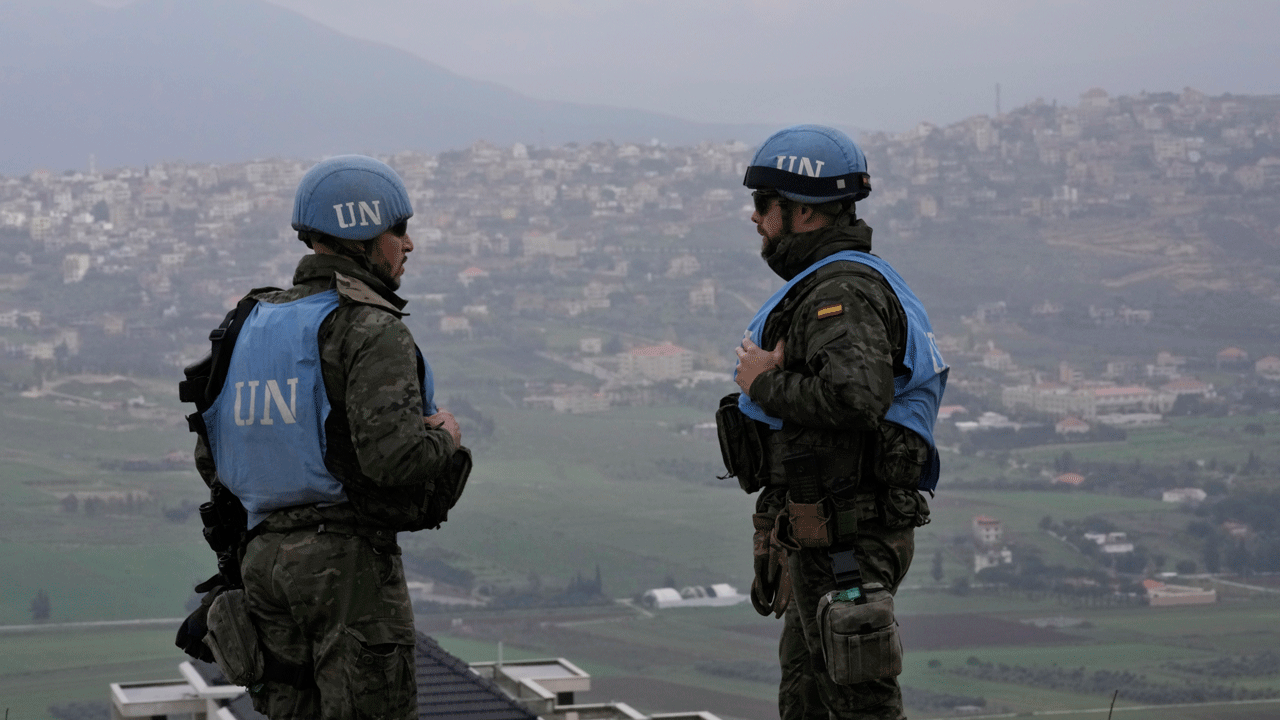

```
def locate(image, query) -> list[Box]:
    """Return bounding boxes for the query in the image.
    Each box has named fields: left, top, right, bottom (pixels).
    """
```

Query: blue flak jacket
left=203, top=290, right=347, bottom=528
left=738, top=251, right=949, bottom=491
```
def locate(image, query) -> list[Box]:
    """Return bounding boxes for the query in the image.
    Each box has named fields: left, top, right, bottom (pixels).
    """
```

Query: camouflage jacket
left=195, top=253, right=458, bottom=532
left=749, top=221, right=929, bottom=511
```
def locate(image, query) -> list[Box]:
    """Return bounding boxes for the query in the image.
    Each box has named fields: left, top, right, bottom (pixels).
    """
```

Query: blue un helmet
left=291, top=155, right=413, bottom=241
left=743, top=124, right=871, bottom=204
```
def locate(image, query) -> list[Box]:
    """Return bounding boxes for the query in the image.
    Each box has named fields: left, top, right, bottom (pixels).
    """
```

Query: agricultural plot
left=2, top=372, right=1280, bottom=720
left=1015, top=414, right=1280, bottom=468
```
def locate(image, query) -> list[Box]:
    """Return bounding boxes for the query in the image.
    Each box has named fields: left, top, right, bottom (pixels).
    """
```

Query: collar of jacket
left=763, top=220, right=874, bottom=281
left=292, top=254, right=409, bottom=314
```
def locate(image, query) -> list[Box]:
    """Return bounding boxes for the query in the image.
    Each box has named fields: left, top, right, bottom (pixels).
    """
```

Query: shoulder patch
left=817, top=303, right=844, bottom=320
left=333, top=272, right=406, bottom=317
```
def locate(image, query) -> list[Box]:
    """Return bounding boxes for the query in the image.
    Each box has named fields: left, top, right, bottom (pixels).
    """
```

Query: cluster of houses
left=0, top=137, right=755, bottom=375
left=867, top=87, right=1280, bottom=234
left=945, top=345, right=1280, bottom=434
left=975, top=514, right=1218, bottom=607
left=4, top=87, right=1279, bottom=406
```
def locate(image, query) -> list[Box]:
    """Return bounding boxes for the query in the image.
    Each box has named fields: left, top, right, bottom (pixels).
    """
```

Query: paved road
left=919, top=696, right=1280, bottom=719
left=0, top=618, right=184, bottom=634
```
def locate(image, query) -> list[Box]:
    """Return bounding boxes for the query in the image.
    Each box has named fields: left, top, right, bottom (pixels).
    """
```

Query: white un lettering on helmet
left=774, top=155, right=826, bottom=177
left=331, top=200, right=383, bottom=229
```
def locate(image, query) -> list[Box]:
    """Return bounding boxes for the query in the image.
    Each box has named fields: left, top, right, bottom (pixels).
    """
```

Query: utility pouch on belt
left=203, top=588, right=265, bottom=687
left=715, top=393, right=768, bottom=494
left=787, top=501, right=833, bottom=548
left=817, top=585, right=903, bottom=685
left=783, top=452, right=832, bottom=547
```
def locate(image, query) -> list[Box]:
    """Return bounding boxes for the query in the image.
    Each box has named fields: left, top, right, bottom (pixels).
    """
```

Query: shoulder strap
left=179, top=294, right=270, bottom=438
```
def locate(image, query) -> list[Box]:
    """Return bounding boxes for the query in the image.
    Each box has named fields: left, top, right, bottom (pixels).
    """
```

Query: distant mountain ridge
left=0, top=0, right=771, bottom=174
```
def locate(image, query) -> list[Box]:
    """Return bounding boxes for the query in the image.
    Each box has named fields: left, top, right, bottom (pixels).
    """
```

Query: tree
left=1204, top=535, right=1221, bottom=573
left=931, top=550, right=945, bottom=582
left=1225, top=540, right=1251, bottom=575
left=60, top=494, right=79, bottom=513
left=1055, top=451, right=1076, bottom=473
left=1244, top=451, right=1262, bottom=474
left=31, top=589, right=50, bottom=622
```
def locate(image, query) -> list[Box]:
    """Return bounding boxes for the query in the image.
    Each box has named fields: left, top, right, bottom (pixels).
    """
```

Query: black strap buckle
left=829, top=545, right=865, bottom=596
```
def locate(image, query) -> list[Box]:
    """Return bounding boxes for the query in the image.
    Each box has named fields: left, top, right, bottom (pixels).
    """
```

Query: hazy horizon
left=262, top=0, right=1278, bottom=133
left=0, top=0, right=1272, bottom=176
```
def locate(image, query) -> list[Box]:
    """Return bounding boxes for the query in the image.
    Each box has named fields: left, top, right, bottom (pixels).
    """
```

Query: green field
left=1015, top=414, right=1280, bottom=468
left=2, top=366, right=1280, bottom=720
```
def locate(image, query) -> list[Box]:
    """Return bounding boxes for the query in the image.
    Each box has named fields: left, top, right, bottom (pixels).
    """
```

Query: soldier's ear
left=793, top=204, right=817, bottom=226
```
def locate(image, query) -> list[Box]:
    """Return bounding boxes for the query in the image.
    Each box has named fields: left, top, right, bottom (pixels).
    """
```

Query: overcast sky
left=250, top=0, right=1280, bottom=133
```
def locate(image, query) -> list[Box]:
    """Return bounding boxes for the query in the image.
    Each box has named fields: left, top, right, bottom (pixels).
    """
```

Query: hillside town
left=2, top=88, right=1279, bottom=422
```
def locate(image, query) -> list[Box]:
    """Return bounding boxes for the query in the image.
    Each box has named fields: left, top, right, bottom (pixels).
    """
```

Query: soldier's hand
left=735, top=337, right=784, bottom=395
left=425, top=410, right=462, bottom=449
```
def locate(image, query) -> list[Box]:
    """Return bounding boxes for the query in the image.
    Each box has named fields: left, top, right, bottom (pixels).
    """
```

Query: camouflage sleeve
left=327, top=304, right=455, bottom=489
left=749, top=274, right=903, bottom=431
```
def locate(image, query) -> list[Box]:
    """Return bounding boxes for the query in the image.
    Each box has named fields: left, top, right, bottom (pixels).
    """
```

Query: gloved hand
left=176, top=574, right=226, bottom=662
left=750, top=512, right=792, bottom=618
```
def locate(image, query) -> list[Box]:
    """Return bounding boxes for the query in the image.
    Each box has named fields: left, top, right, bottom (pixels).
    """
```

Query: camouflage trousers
left=240, top=525, right=417, bottom=720
left=778, top=514, right=917, bottom=720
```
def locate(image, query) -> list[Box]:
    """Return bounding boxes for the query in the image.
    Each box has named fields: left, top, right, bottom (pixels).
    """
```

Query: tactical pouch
left=416, top=446, right=472, bottom=531
left=715, top=393, right=768, bottom=494
left=817, top=586, right=903, bottom=685
left=787, top=501, right=833, bottom=548
left=874, top=423, right=930, bottom=490
left=203, top=588, right=265, bottom=687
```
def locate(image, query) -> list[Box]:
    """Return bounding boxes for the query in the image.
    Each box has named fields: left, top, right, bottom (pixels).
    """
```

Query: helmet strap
left=832, top=201, right=857, bottom=227
left=303, top=231, right=372, bottom=261
left=779, top=200, right=794, bottom=237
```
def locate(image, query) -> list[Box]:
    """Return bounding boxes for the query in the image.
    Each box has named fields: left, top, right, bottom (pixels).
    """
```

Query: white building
left=973, top=516, right=1003, bottom=545
left=666, top=254, right=701, bottom=278
left=62, top=253, right=91, bottom=283
left=1162, top=488, right=1207, bottom=504
left=1146, top=581, right=1216, bottom=607
left=1084, top=531, right=1134, bottom=554
left=440, top=315, right=472, bottom=335
left=975, top=548, right=1013, bottom=573
left=619, top=343, right=693, bottom=381
left=1255, top=356, right=1280, bottom=381
left=689, top=279, right=716, bottom=310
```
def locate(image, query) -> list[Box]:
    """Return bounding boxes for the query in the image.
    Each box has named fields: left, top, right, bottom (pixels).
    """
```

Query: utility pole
left=995, top=83, right=1002, bottom=117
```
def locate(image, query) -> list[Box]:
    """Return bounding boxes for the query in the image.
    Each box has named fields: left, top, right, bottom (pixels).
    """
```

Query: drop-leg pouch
left=816, top=586, right=903, bottom=685
left=203, top=588, right=265, bottom=686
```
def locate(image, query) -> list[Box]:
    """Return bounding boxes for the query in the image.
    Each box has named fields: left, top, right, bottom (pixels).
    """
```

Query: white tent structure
left=640, top=584, right=747, bottom=609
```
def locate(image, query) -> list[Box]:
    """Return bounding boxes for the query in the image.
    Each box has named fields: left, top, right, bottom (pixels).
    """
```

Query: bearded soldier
left=719, top=125, right=947, bottom=720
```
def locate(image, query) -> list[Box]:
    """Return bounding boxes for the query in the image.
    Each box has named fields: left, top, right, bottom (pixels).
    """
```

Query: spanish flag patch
left=817, top=303, right=844, bottom=320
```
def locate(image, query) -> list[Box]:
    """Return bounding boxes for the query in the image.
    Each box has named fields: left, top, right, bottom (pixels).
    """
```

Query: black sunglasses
left=752, top=190, right=783, bottom=215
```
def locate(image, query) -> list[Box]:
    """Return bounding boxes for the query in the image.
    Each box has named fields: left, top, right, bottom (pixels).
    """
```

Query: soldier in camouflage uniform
left=730, top=126, right=947, bottom=720
left=192, top=156, right=465, bottom=719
